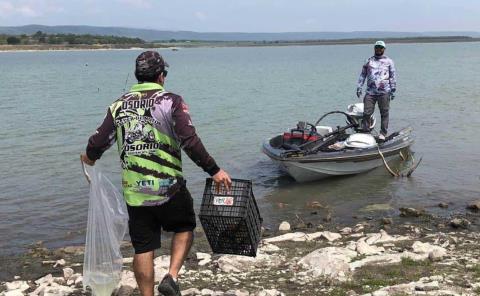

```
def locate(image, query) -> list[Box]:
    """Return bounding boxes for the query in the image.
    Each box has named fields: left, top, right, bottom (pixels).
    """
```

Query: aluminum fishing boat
left=262, top=103, right=417, bottom=182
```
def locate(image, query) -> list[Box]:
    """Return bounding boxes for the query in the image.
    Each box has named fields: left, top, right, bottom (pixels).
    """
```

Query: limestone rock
left=62, top=268, right=74, bottom=281
left=201, top=288, right=215, bottom=295
left=278, top=221, right=291, bottom=231
left=3, top=290, right=24, bottom=296
left=259, top=243, right=280, bottom=253
left=5, top=281, right=29, bottom=292
left=415, top=281, right=439, bottom=291
left=412, top=241, right=447, bottom=261
left=340, top=227, right=353, bottom=235
left=298, top=247, right=357, bottom=279
left=119, top=270, right=137, bottom=289
left=196, top=252, right=212, bottom=266
left=182, top=288, right=201, bottom=296
left=122, top=257, right=134, bottom=264
left=262, top=232, right=306, bottom=243
left=254, top=289, right=285, bottom=296
left=356, top=240, right=384, bottom=255
left=53, top=259, right=66, bottom=268
left=35, top=274, right=54, bottom=285
left=43, top=285, right=75, bottom=296
left=217, top=251, right=283, bottom=273
left=449, top=218, right=471, bottom=229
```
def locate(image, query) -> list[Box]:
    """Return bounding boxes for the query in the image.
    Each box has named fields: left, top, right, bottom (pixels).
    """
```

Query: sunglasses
left=162, top=70, right=168, bottom=77
left=375, top=46, right=385, bottom=49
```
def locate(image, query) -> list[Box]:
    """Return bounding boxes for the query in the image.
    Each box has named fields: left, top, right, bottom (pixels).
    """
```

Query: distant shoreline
left=1, top=36, right=479, bottom=52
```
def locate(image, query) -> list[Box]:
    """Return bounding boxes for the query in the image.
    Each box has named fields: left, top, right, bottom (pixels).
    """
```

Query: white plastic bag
left=82, top=162, right=128, bottom=296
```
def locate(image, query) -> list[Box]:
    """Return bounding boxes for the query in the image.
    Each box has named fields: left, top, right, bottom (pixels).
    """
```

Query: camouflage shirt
left=357, top=55, right=397, bottom=95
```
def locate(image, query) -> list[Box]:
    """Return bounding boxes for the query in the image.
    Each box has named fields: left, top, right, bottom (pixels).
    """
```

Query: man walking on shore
left=81, top=51, right=231, bottom=296
left=356, top=40, right=397, bottom=140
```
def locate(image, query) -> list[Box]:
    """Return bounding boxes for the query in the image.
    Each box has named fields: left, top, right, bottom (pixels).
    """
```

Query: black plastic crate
left=199, top=178, right=262, bottom=257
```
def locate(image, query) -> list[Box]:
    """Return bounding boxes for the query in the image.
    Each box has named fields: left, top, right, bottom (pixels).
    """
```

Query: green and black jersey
left=86, top=83, right=219, bottom=206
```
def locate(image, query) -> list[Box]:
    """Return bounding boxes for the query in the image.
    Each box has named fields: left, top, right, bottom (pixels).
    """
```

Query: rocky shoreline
left=1, top=202, right=480, bottom=296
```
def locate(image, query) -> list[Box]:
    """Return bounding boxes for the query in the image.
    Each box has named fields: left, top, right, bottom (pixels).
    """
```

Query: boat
left=262, top=103, right=418, bottom=182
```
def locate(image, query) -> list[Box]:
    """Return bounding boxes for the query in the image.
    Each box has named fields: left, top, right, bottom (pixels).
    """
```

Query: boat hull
left=262, top=127, right=414, bottom=182
left=277, top=153, right=399, bottom=182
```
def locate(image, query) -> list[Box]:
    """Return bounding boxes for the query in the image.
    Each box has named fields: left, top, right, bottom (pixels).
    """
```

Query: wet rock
left=449, top=218, right=471, bottom=229
left=307, top=201, right=325, bottom=209
left=381, top=218, right=393, bottom=225
left=467, top=201, right=480, bottom=212
left=438, top=202, right=449, bottom=208
left=399, top=207, right=424, bottom=217
left=278, top=221, right=290, bottom=231
left=57, top=246, right=84, bottom=256
left=360, top=203, right=394, bottom=212
left=116, top=285, right=135, bottom=296
left=293, top=222, right=307, bottom=230
left=298, top=247, right=357, bottom=279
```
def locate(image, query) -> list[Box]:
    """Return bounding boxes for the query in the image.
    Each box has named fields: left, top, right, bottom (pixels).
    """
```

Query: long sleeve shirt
left=357, top=55, right=396, bottom=95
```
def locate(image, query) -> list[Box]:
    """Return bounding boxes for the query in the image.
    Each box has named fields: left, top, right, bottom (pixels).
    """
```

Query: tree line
left=0, top=31, right=146, bottom=45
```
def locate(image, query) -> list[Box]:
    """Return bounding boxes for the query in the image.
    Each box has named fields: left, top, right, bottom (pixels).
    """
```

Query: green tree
left=7, top=36, right=21, bottom=45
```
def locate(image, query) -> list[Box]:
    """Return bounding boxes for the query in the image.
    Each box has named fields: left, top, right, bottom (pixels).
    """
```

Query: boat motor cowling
left=346, top=103, right=376, bottom=131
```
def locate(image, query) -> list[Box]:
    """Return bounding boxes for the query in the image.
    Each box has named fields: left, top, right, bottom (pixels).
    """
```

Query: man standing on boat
left=356, top=40, right=397, bottom=140
left=81, top=51, right=231, bottom=296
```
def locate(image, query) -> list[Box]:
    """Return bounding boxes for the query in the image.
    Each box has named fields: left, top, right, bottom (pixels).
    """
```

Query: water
left=1, top=43, right=480, bottom=257
left=85, top=272, right=119, bottom=296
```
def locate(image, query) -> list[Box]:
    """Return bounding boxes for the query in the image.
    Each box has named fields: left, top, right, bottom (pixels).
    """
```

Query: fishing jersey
left=357, top=55, right=397, bottom=95
left=86, top=82, right=220, bottom=206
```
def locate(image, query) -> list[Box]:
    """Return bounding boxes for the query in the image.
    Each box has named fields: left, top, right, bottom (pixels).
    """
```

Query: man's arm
left=357, top=59, right=368, bottom=89
left=389, top=60, right=397, bottom=92
left=82, top=109, right=116, bottom=165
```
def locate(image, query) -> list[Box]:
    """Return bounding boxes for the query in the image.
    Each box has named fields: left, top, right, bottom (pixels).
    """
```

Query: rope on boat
left=377, top=146, right=399, bottom=177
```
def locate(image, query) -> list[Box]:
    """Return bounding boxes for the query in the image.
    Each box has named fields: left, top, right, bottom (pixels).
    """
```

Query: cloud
left=0, top=0, right=64, bottom=18
left=117, top=0, right=151, bottom=8
left=194, top=11, right=207, bottom=21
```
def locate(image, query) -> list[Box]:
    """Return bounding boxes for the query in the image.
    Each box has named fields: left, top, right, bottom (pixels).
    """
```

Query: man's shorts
left=127, top=186, right=196, bottom=254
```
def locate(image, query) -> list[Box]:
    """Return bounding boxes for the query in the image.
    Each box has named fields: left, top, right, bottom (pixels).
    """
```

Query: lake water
left=1, top=43, right=480, bottom=257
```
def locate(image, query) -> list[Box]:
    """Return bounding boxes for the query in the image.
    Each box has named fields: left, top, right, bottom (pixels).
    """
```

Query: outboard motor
left=346, top=103, right=376, bottom=132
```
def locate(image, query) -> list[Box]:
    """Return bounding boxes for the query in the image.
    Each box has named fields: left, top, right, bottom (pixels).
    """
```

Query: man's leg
left=378, top=94, right=390, bottom=136
left=169, top=231, right=194, bottom=278
left=133, top=251, right=155, bottom=296
left=363, top=94, right=376, bottom=132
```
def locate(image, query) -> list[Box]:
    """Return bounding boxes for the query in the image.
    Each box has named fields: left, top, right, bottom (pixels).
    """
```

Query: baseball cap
left=374, top=40, right=386, bottom=48
left=135, top=51, right=169, bottom=77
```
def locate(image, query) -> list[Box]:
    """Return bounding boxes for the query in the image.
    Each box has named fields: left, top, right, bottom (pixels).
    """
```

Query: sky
left=1, top=0, right=480, bottom=32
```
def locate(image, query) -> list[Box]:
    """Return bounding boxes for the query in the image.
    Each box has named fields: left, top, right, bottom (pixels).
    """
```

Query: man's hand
left=356, top=87, right=362, bottom=98
left=212, top=169, right=232, bottom=193
left=81, top=153, right=95, bottom=166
